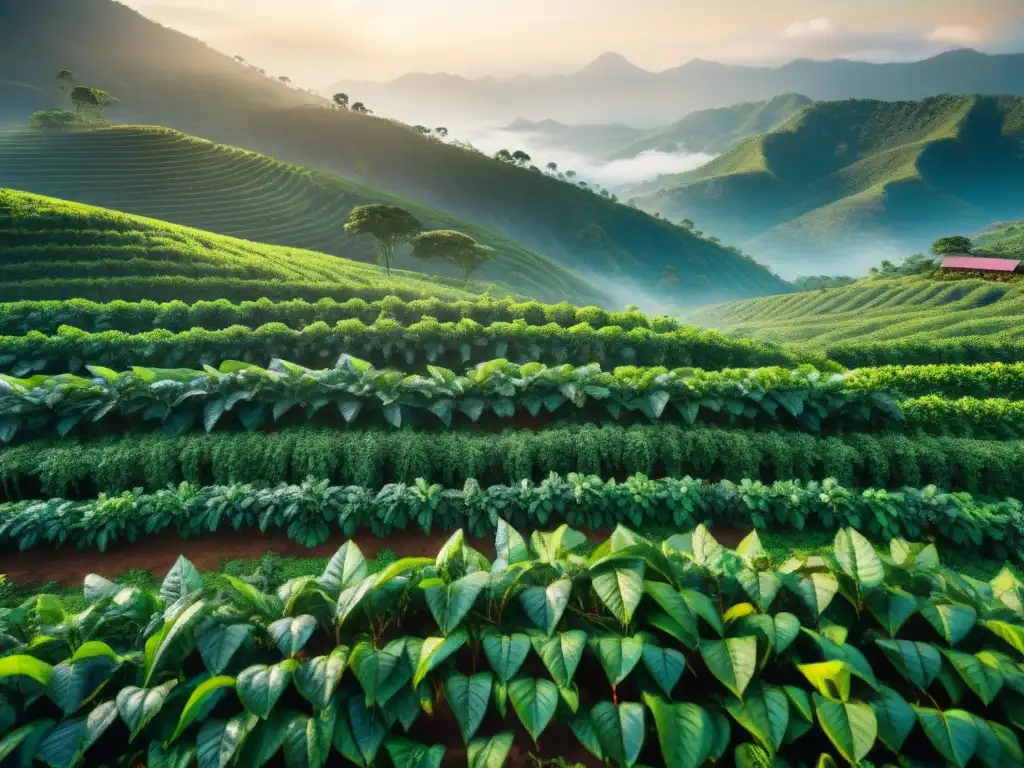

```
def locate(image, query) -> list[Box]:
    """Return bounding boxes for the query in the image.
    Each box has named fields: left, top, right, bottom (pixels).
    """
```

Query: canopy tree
left=411, top=229, right=495, bottom=287
left=931, top=235, right=973, bottom=255
left=344, top=204, right=422, bottom=276
left=69, top=86, right=118, bottom=119
left=332, top=92, right=349, bottom=109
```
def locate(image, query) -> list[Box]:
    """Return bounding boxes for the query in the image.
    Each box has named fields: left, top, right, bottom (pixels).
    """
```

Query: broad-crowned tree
left=411, top=230, right=494, bottom=288
left=344, top=205, right=422, bottom=276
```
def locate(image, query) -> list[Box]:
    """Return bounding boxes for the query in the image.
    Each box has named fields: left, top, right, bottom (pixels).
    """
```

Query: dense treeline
left=822, top=337, right=1024, bottom=367
left=2, top=425, right=1023, bottom=501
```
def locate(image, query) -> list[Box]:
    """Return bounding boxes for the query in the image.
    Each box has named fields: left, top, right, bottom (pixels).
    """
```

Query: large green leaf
left=734, top=743, right=772, bottom=768
left=317, top=541, right=367, bottom=595
left=681, top=588, right=725, bottom=636
left=532, top=630, right=587, bottom=688
left=519, top=578, right=572, bottom=636
left=237, top=661, right=297, bottom=719
left=915, top=707, right=979, bottom=768
left=383, top=737, right=445, bottom=768
left=197, top=623, right=253, bottom=674
left=238, top=711, right=289, bottom=768
left=870, top=685, right=915, bottom=753
left=784, top=573, right=839, bottom=621
left=171, top=675, right=237, bottom=743
left=160, top=556, right=204, bottom=604
left=736, top=612, right=801, bottom=656
left=148, top=741, right=197, bottom=768
left=983, top=619, right=1024, bottom=655
left=494, top=520, right=528, bottom=569
left=725, top=682, right=789, bottom=755
left=508, top=677, right=558, bottom=743
left=283, top=711, right=333, bottom=768
left=920, top=602, right=977, bottom=646
left=116, top=679, right=178, bottom=741
left=833, top=529, right=884, bottom=591
left=334, top=575, right=377, bottom=628
left=332, top=697, right=386, bottom=768
left=0, top=654, right=54, bottom=685
left=737, top=569, right=782, bottom=612
left=412, top=630, right=467, bottom=687
left=531, top=524, right=586, bottom=563
left=813, top=694, right=877, bottom=765
left=0, top=722, right=52, bottom=766
left=197, top=712, right=258, bottom=768
left=866, top=588, right=918, bottom=637
left=144, top=600, right=209, bottom=685
left=590, top=701, right=645, bottom=768
left=421, top=571, right=489, bottom=635
left=467, top=731, right=514, bottom=768
left=797, top=661, right=852, bottom=702
left=974, top=717, right=1023, bottom=768
left=443, top=671, right=492, bottom=744
left=941, top=649, right=1002, bottom=705
left=481, top=632, right=530, bottom=683
left=37, top=701, right=119, bottom=768
left=700, top=636, right=757, bottom=698
left=591, top=563, right=645, bottom=626
left=350, top=640, right=411, bottom=707
left=875, top=638, right=941, bottom=692
left=643, top=581, right=699, bottom=647
left=590, top=634, right=644, bottom=687
left=643, top=693, right=714, bottom=768
left=47, top=648, right=120, bottom=716
left=268, top=615, right=316, bottom=657
left=640, top=641, right=686, bottom=697
left=294, top=646, right=349, bottom=711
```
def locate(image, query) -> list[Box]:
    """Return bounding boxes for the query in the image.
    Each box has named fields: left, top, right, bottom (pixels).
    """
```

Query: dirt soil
left=4, top=525, right=747, bottom=587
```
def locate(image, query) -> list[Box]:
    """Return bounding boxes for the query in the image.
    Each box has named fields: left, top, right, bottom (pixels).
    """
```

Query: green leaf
left=334, top=575, right=377, bottom=627
left=590, top=634, right=644, bottom=687
left=37, top=701, right=118, bottom=768
left=871, top=685, right=916, bottom=753
left=197, top=712, right=258, bottom=768
left=784, top=572, right=839, bottom=621
left=144, top=600, right=209, bottom=685
left=737, top=569, right=782, bottom=612
left=875, top=638, right=941, bottom=692
left=866, top=588, right=918, bottom=637
left=160, top=555, right=204, bottom=603
left=813, top=694, right=877, bottom=765
left=508, top=677, right=559, bottom=743
left=237, top=660, right=297, bottom=719
left=383, top=737, right=445, bottom=768
left=532, top=630, right=587, bottom=688
left=681, top=588, right=725, bottom=636
left=171, top=675, right=236, bottom=743
left=833, top=528, right=884, bottom=590
left=0, top=654, right=54, bottom=685
left=734, top=743, right=772, bottom=768
left=725, top=682, right=789, bottom=755
left=467, top=731, right=514, bottom=768
left=494, top=519, right=529, bottom=569
left=591, top=701, right=646, bottom=768
left=421, top=571, right=489, bottom=635
left=983, top=619, right=1024, bottom=655
left=592, top=563, right=645, bottom=626
left=317, top=542, right=367, bottom=595
left=350, top=640, right=410, bottom=707
left=294, top=646, right=349, bottom=710
left=197, top=623, right=253, bottom=674
left=568, top=713, right=604, bottom=760
left=116, top=679, right=178, bottom=741
left=268, top=615, right=316, bottom=657
left=941, top=649, right=1002, bottom=706
left=519, top=578, right=572, bottom=636
left=797, top=661, right=852, bottom=702
left=149, top=741, right=197, bottom=768
left=482, top=632, right=531, bottom=683
left=975, top=717, right=1023, bottom=768
left=640, top=641, right=686, bottom=697
left=48, top=649, right=120, bottom=716
left=331, top=697, right=386, bottom=768
left=643, top=582, right=699, bottom=646
left=0, top=722, right=52, bottom=766
left=284, top=712, right=332, bottom=768
left=443, top=671, right=492, bottom=744
left=413, top=630, right=467, bottom=687
left=237, top=711, right=289, bottom=768
left=700, top=636, right=758, bottom=698
left=920, top=602, right=977, bottom=646
left=914, top=707, right=979, bottom=768
left=643, top=694, right=714, bottom=768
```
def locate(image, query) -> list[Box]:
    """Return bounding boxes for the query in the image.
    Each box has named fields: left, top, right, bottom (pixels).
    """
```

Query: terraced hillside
left=975, top=219, right=1024, bottom=258
left=0, top=127, right=607, bottom=305
left=689, top=275, right=1024, bottom=365
left=605, top=93, right=812, bottom=160
left=632, top=95, right=1024, bottom=274
left=0, top=188, right=490, bottom=304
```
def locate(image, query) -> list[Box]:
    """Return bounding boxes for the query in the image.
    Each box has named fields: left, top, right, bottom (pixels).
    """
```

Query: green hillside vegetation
left=0, top=126, right=605, bottom=305
left=606, top=93, right=812, bottom=159
left=0, top=188, right=491, bottom=303
left=1, top=0, right=789, bottom=305
left=974, top=219, right=1024, bottom=258
left=632, top=95, right=1024, bottom=273
left=688, top=274, right=1024, bottom=365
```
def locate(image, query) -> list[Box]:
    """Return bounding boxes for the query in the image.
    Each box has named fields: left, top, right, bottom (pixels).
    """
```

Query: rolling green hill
left=0, top=188, right=488, bottom=303
left=0, top=0, right=790, bottom=305
left=974, top=220, right=1024, bottom=258
left=0, top=126, right=606, bottom=305
left=632, top=95, right=1024, bottom=275
left=605, top=93, right=812, bottom=160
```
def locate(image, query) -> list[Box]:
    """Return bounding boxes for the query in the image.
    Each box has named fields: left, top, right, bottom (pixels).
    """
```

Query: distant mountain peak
left=577, top=51, right=648, bottom=77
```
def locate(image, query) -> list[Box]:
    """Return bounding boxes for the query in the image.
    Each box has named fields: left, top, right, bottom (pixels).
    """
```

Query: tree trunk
left=463, top=266, right=473, bottom=289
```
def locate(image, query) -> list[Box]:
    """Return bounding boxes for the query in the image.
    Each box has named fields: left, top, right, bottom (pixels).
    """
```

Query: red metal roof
left=941, top=256, right=1021, bottom=272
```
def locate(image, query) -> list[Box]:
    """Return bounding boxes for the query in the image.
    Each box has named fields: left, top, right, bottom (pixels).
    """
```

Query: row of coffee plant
left=1, top=525, right=1022, bottom=767
left=0, top=319, right=807, bottom=376
left=0, top=359, right=897, bottom=442
left=4, top=425, right=1023, bottom=501
left=901, top=396, right=1024, bottom=440
left=845, top=362, right=1024, bottom=400
left=820, top=336, right=1024, bottom=367
left=0, top=296, right=685, bottom=336
left=1, top=475, right=1018, bottom=557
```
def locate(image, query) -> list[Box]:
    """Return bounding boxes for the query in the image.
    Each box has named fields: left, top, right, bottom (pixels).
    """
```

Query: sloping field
left=0, top=127, right=606, bottom=305
left=0, top=188, right=483, bottom=303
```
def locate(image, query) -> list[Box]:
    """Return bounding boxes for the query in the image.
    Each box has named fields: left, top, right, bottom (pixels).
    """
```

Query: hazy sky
left=125, top=0, right=1024, bottom=86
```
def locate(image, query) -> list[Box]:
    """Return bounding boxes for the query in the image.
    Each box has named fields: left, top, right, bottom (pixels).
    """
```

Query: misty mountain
left=328, top=49, right=1024, bottom=127
left=498, top=117, right=647, bottom=156
left=631, top=94, right=1024, bottom=276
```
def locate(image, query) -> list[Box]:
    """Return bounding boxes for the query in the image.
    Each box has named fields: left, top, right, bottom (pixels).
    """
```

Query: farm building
left=940, top=255, right=1024, bottom=273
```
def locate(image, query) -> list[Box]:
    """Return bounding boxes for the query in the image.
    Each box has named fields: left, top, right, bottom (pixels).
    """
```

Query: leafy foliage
left=2, top=525, right=1023, bottom=766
